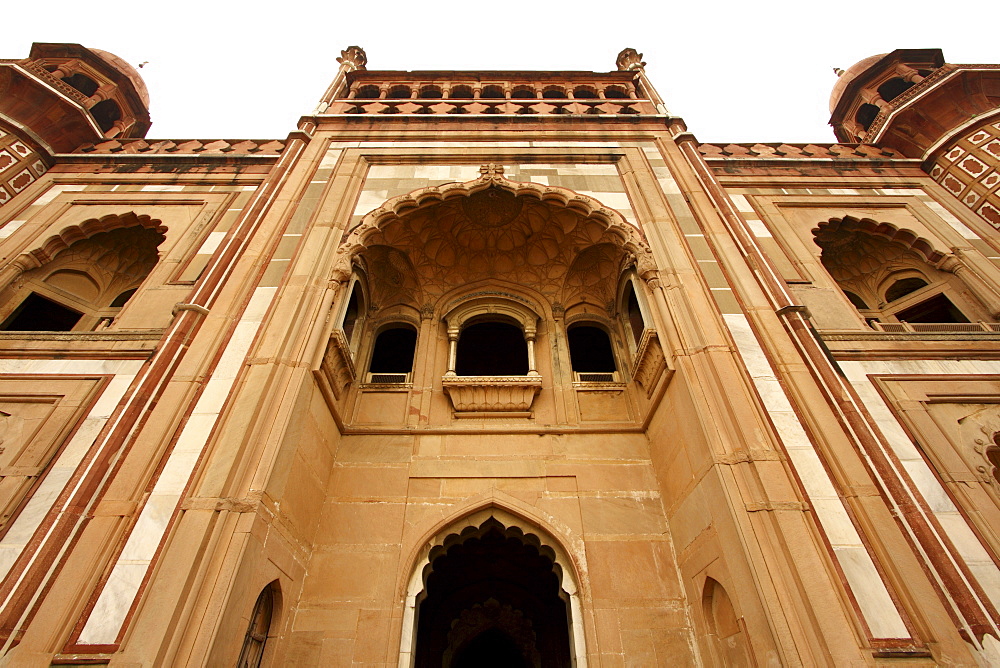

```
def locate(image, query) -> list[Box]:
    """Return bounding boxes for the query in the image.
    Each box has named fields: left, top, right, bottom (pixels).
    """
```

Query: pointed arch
left=399, top=497, right=588, bottom=668
left=811, top=215, right=947, bottom=266
left=25, top=212, right=167, bottom=266
left=812, top=214, right=993, bottom=325
left=331, top=164, right=655, bottom=284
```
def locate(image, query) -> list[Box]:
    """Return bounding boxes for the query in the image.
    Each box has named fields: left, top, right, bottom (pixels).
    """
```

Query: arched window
left=621, top=280, right=648, bottom=347
left=339, top=278, right=367, bottom=354
left=237, top=584, right=275, bottom=668
left=510, top=86, right=535, bottom=99
left=455, top=320, right=528, bottom=376
left=90, top=98, right=121, bottom=134
left=368, top=325, right=417, bottom=383
left=480, top=85, right=504, bottom=99
left=63, top=72, right=99, bottom=97
left=877, top=77, right=915, bottom=102
left=450, top=85, right=473, bottom=99
left=572, top=86, right=598, bottom=99
left=418, top=85, right=443, bottom=99
left=855, top=103, right=880, bottom=131
left=0, top=224, right=164, bottom=332
left=814, top=218, right=989, bottom=330
left=355, top=84, right=380, bottom=99
left=603, top=85, right=628, bottom=99
left=567, top=324, right=617, bottom=382
left=387, top=85, right=412, bottom=99
left=542, top=86, right=566, bottom=99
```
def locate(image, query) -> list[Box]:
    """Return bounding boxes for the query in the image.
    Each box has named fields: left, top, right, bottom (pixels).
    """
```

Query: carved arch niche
left=400, top=509, right=587, bottom=668
left=317, top=164, right=659, bottom=424
left=813, top=216, right=997, bottom=329
left=0, top=213, right=166, bottom=332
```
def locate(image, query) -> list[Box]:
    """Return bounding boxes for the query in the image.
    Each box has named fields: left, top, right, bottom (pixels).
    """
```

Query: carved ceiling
left=339, top=167, right=652, bottom=314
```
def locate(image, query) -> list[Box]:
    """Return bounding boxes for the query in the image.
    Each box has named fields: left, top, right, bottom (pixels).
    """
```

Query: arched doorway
left=408, top=516, right=578, bottom=668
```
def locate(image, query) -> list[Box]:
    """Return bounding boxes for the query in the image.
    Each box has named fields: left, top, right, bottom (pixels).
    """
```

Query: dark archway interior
left=568, top=325, right=616, bottom=372
left=896, top=293, right=968, bottom=323
left=2, top=293, right=82, bottom=331
left=455, top=322, right=528, bottom=375
left=369, top=326, right=417, bottom=373
left=90, top=98, right=121, bottom=133
left=453, top=628, right=531, bottom=668
left=414, top=520, right=571, bottom=668
left=624, top=285, right=645, bottom=345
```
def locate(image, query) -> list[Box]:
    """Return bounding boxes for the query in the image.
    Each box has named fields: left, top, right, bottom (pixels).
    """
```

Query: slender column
left=445, top=327, right=459, bottom=376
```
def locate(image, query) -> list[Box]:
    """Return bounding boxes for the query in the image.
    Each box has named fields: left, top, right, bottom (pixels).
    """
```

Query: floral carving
left=336, top=166, right=653, bottom=312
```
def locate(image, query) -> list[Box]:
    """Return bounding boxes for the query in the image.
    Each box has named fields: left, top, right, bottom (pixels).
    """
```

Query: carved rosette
left=441, top=376, right=543, bottom=413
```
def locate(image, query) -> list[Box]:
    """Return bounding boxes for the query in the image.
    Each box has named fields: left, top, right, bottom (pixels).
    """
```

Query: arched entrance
left=401, top=512, right=585, bottom=668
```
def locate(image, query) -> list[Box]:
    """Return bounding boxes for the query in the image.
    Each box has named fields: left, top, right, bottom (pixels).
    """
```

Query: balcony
left=441, top=375, right=543, bottom=417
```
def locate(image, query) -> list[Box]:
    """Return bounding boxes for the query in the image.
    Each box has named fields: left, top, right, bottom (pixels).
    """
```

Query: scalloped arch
left=27, top=212, right=167, bottom=266
left=811, top=214, right=947, bottom=265
left=333, top=168, right=655, bottom=280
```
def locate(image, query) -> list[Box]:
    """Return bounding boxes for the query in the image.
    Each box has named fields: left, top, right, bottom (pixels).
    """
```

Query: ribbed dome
left=829, top=53, right=885, bottom=113
left=91, top=48, right=150, bottom=108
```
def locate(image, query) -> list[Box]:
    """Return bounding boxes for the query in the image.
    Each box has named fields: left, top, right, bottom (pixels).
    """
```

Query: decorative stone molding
left=631, top=329, right=670, bottom=396
left=441, top=375, right=543, bottom=413
left=316, top=329, right=356, bottom=401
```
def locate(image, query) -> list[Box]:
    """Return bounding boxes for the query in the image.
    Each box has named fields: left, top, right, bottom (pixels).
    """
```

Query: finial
left=616, top=48, right=646, bottom=72
left=337, top=46, right=367, bottom=72
left=833, top=67, right=845, bottom=77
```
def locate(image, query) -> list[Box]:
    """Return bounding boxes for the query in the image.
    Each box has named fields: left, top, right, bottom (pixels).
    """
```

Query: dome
left=91, top=48, right=150, bottom=108
left=829, top=53, right=885, bottom=113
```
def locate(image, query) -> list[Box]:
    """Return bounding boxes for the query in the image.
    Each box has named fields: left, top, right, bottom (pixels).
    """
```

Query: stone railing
left=325, top=98, right=655, bottom=116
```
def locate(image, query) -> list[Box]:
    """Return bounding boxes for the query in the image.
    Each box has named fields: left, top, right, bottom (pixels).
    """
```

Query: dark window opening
left=110, top=288, right=137, bottom=308
left=885, top=278, right=928, bottom=303
left=604, top=86, right=628, bottom=99
left=573, top=86, right=598, bottom=99
left=236, top=586, right=274, bottom=668
left=343, top=285, right=363, bottom=341
left=624, top=283, right=645, bottom=345
left=542, top=87, right=565, bottom=99
left=877, top=78, right=915, bottom=102
left=418, top=86, right=443, bottom=99
left=480, top=85, right=504, bottom=99
left=63, top=73, right=99, bottom=97
left=896, top=293, right=968, bottom=323
left=355, top=85, right=380, bottom=98
left=90, top=99, right=121, bottom=133
left=510, top=86, right=534, bottom=99
left=568, top=325, right=616, bottom=373
left=450, top=85, right=473, bottom=99
left=370, top=327, right=417, bottom=373
left=843, top=291, right=869, bottom=310
left=455, top=322, right=527, bottom=376
left=855, top=103, right=880, bottom=130
left=2, top=293, right=82, bottom=331
left=387, top=85, right=412, bottom=99
left=990, top=436, right=1000, bottom=485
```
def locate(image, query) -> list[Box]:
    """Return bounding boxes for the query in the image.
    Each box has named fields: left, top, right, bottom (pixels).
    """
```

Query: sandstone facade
left=0, top=43, right=998, bottom=666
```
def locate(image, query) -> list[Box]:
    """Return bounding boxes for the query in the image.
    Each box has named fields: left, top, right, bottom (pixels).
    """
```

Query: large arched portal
left=407, top=516, right=579, bottom=668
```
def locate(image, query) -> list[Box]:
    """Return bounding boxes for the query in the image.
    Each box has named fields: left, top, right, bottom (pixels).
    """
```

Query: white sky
left=6, top=1, right=996, bottom=144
